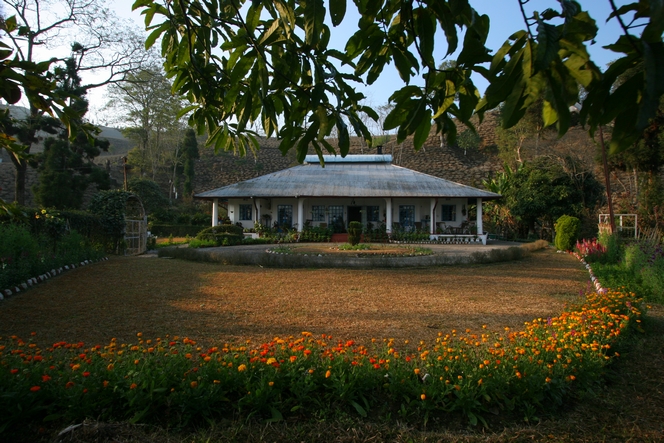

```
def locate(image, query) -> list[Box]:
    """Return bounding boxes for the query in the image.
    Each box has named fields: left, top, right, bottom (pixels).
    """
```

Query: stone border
left=566, top=250, right=607, bottom=294
left=1, top=257, right=109, bottom=301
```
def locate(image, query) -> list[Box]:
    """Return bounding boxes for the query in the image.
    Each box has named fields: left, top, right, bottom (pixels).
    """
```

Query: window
left=399, top=205, right=415, bottom=230
left=441, top=204, right=456, bottom=222
left=311, top=205, right=325, bottom=222
left=328, top=205, right=344, bottom=232
left=277, top=205, right=293, bottom=228
left=239, top=204, right=252, bottom=221
left=366, top=205, right=380, bottom=222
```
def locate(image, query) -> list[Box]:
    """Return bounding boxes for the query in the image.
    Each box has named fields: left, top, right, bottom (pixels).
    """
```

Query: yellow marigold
left=238, top=364, right=247, bottom=372
left=420, top=394, right=426, bottom=401
left=72, top=364, right=81, bottom=371
left=266, top=358, right=276, bottom=365
left=213, top=380, right=220, bottom=384
left=414, top=368, right=420, bottom=375
left=269, top=381, right=274, bottom=387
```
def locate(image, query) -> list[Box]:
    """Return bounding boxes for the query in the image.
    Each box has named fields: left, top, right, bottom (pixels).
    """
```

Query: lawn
left=0, top=248, right=587, bottom=347
left=1, top=247, right=662, bottom=442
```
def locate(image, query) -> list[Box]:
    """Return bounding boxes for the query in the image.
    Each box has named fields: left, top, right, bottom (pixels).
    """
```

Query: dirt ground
left=0, top=248, right=589, bottom=347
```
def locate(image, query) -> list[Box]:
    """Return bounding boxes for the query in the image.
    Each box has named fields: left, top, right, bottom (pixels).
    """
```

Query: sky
left=17, top=0, right=633, bottom=125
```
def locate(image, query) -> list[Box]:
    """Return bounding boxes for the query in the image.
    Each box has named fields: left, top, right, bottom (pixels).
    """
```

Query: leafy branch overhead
left=133, top=0, right=664, bottom=159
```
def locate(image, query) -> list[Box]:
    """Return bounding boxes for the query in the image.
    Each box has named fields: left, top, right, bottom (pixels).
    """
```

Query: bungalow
left=195, top=154, right=501, bottom=244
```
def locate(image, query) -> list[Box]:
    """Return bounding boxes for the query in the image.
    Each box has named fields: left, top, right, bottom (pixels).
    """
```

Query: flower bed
left=0, top=283, right=644, bottom=434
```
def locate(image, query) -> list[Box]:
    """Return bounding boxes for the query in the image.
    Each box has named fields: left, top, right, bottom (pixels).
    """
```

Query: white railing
left=599, top=214, right=638, bottom=238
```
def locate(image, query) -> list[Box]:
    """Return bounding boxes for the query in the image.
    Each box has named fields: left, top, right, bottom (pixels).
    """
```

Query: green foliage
left=338, top=243, right=371, bottom=251
left=0, top=288, right=643, bottom=433
left=299, top=225, right=332, bottom=242
left=195, top=225, right=244, bottom=246
left=456, top=128, right=481, bottom=155
left=181, top=129, right=199, bottom=197
left=88, top=190, right=135, bottom=253
left=149, top=224, right=203, bottom=238
left=592, top=236, right=664, bottom=303
left=554, top=215, right=580, bottom=251
left=0, top=223, right=104, bottom=290
left=132, top=0, right=664, bottom=165
left=127, top=178, right=169, bottom=215
left=347, top=221, right=363, bottom=246
left=598, top=231, right=623, bottom=265
left=188, top=238, right=217, bottom=248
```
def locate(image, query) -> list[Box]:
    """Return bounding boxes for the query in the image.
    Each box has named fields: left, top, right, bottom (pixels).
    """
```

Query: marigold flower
left=65, top=382, right=75, bottom=389
left=107, top=364, right=114, bottom=371
left=420, top=394, right=426, bottom=400
left=82, top=372, right=90, bottom=377
left=266, top=358, right=276, bottom=365
left=238, top=364, right=247, bottom=372
left=269, top=381, right=274, bottom=387
left=213, top=380, right=220, bottom=384
left=130, top=383, right=137, bottom=389
left=190, top=381, right=198, bottom=388
left=10, top=369, right=19, bottom=374
left=30, top=385, right=41, bottom=392
left=325, top=370, right=331, bottom=378
left=414, top=368, right=420, bottom=375
left=103, top=380, right=109, bottom=388
left=41, top=375, right=51, bottom=382
left=289, top=356, right=297, bottom=363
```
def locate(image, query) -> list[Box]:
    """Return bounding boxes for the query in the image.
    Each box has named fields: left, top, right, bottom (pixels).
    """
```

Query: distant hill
left=0, top=105, right=134, bottom=156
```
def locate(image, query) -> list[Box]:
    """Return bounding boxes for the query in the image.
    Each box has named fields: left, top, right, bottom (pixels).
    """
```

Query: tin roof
left=195, top=155, right=501, bottom=200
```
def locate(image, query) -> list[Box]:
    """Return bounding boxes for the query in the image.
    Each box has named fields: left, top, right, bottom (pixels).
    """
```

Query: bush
left=554, top=215, right=580, bottom=251
left=195, top=225, right=244, bottom=246
left=0, top=223, right=104, bottom=290
left=598, top=231, right=622, bottom=265
left=347, top=221, right=362, bottom=246
left=150, top=224, right=203, bottom=238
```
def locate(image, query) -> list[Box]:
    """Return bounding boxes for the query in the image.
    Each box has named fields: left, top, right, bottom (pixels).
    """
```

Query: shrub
left=150, top=224, right=203, bottom=238
left=188, top=238, right=217, bottom=248
left=554, top=215, right=580, bottom=251
left=347, top=221, right=363, bottom=246
left=598, top=231, right=622, bottom=264
left=195, top=226, right=243, bottom=246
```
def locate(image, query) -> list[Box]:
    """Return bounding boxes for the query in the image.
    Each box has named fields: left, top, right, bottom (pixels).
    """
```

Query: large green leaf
left=330, top=0, right=346, bottom=26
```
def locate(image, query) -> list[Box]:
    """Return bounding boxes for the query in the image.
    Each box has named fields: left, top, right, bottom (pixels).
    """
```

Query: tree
left=502, top=157, right=602, bottom=238
left=106, top=68, right=187, bottom=181
left=180, top=129, right=199, bottom=198
left=32, top=58, right=111, bottom=209
left=133, top=0, right=663, bottom=164
left=1, top=0, right=152, bottom=205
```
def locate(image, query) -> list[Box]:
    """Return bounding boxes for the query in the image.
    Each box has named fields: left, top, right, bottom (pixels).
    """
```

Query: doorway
left=348, top=206, right=362, bottom=224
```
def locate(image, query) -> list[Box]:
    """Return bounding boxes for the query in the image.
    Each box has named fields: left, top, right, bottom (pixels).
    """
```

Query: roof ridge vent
left=304, top=154, right=393, bottom=164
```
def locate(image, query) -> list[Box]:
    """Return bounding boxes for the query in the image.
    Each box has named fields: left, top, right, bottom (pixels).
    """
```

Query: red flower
left=10, top=369, right=19, bottom=374
left=82, top=372, right=90, bottom=377
left=30, top=386, right=41, bottom=392
left=41, top=375, right=51, bottom=382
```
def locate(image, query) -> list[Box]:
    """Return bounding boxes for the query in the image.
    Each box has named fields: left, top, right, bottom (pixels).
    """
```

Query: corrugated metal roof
left=195, top=157, right=501, bottom=200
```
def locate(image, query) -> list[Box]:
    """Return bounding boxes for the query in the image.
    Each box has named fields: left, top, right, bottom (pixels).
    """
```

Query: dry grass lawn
left=0, top=247, right=588, bottom=348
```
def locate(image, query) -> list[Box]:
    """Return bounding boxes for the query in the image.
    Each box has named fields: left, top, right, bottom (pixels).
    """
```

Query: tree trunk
left=13, top=160, right=27, bottom=206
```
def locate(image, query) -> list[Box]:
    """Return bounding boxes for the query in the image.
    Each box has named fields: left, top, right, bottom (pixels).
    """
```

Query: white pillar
left=430, top=198, right=436, bottom=235
left=212, top=198, right=219, bottom=227
left=385, top=198, right=393, bottom=234
left=297, top=198, right=305, bottom=231
left=476, top=198, right=483, bottom=235
left=255, top=199, right=261, bottom=225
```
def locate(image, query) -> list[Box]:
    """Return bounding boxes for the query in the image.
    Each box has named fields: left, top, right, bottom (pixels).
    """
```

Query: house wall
left=226, top=197, right=469, bottom=231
